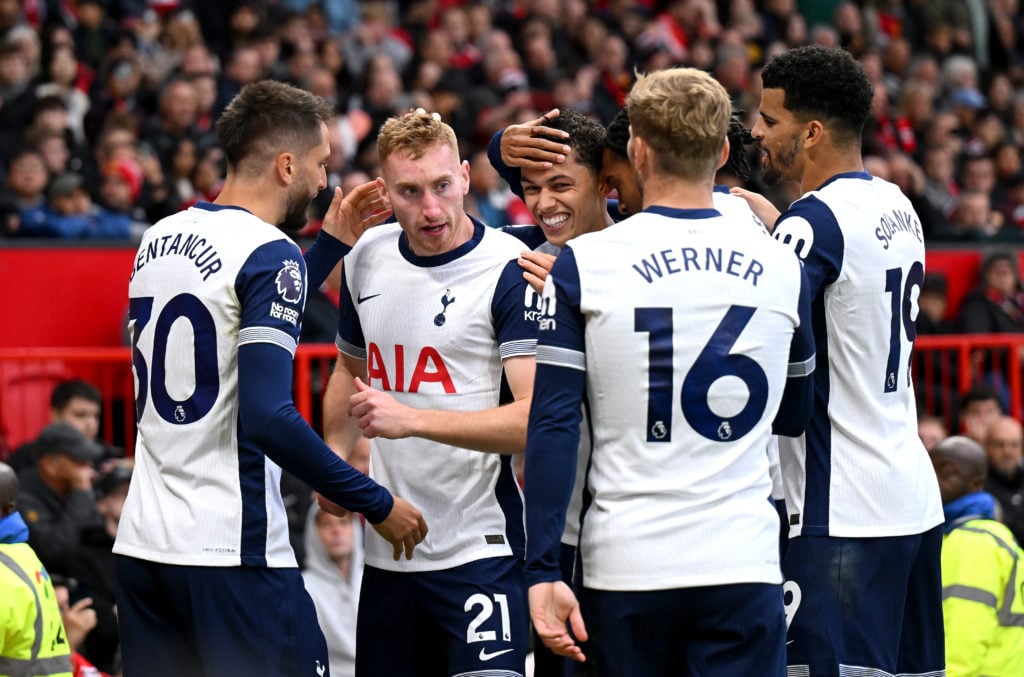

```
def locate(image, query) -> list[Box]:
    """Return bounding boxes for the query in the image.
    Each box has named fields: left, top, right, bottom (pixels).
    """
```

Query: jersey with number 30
left=772, top=172, right=943, bottom=539
left=525, top=206, right=815, bottom=591
left=115, top=203, right=307, bottom=568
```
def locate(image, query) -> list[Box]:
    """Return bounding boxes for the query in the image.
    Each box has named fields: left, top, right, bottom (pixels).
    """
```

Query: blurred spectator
left=466, top=148, right=530, bottom=228
left=302, top=505, right=363, bottom=677
left=68, top=462, right=132, bottom=674
left=959, top=386, right=1004, bottom=444
left=343, top=1, right=412, bottom=81
left=51, top=574, right=111, bottom=677
left=19, top=171, right=134, bottom=239
left=917, top=272, right=956, bottom=334
left=73, top=0, right=118, bottom=72
left=16, top=422, right=103, bottom=576
left=958, top=251, right=1024, bottom=334
left=3, top=147, right=49, bottom=214
left=946, top=190, right=1004, bottom=240
left=35, top=43, right=90, bottom=144
left=983, top=416, right=1024, bottom=546
left=918, top=415, right=948, bottom=452
left=99, top=155, right=149, bottom=227
left=7, top=379, right=121, bottom=475
left=0, top=39, right=36, bottom=136
left=922, top=145, right=958, bottom=224
left=83, top=59, right=144, bottom=145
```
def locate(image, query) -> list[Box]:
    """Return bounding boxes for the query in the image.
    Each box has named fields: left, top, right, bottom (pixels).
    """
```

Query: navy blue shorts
left=356, top=556, right=528, bottom=677
left=115, top=556, right=329, bottom=677
left=581, top=582, right=786, bottom=677
left=782, top=524, right=944, bottom=676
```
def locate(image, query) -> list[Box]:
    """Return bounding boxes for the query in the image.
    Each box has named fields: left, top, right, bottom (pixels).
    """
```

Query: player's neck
left=214, top=175, right=284, bottom=226
left=801, top=148, right=864, bottom=194
left=641, top=174, right=715, bottom=211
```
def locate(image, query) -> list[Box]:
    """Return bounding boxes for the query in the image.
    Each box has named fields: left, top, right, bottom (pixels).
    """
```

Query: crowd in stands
left=0, top=0, right=1022, bottom=245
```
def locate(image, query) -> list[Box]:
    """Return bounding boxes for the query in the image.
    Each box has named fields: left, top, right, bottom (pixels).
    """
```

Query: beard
left=760, top=136, right=801, bottom=186
left=278, top=180, right=314, bottom=234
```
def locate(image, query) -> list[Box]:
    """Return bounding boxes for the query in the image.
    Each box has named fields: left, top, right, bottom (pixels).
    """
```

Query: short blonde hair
left=377, top=110, right=459, bottom=165
left=627, top=68, right=731, bottom=179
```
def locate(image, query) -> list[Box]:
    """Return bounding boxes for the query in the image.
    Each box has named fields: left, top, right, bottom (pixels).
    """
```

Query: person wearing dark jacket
left=68, top=462, right=132, bottom=674
left=16, top=422, right=103, bottom=577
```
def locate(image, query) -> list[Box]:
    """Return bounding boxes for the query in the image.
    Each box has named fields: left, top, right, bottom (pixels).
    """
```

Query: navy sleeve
left=773, top=264, right=816, bottom=436
left=335, top=262, right=366, bottom=357
left=303, top=230, right=351, bottom=291
left=524, top=248, right=586, bottom=586
left=487, top=129, right=526, bottom=201
left=772, top=195, right=844, bottom=298
left=237, top=342, right=394, bottom=523
left=236, top=240, right=306, bottom=354
left=234, top=238, right=392, bottom=522
left=492, top=259, right=538, bottom=357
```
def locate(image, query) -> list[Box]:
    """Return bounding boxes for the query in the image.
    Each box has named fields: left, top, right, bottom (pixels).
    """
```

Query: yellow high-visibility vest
left=0, top=543, right=72, bottom=677
left=942, top=518, right=1024, bottom=677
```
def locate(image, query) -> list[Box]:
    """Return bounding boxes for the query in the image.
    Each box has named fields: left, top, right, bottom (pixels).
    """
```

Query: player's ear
left=375, top=176, right=390, bottom=207
left=804, top=120, right=823, bottom=147
left=276, top=152, right=295, bottom=185
left=717, top=138, right=731, bottom=171
left=461, top=160, right=471, bottom=195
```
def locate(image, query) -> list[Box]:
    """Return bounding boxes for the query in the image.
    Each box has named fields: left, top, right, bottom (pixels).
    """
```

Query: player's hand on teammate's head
left=518, top=250, right=557, bottom=294
left=372, top=495, right=428, bottom=561
left=500, top=109, right=571, bottom=171
left=320, top=182, right=392, bottom=247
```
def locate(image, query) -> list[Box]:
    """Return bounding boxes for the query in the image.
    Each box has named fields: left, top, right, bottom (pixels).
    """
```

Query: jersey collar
left=398, top=216, right=486, bottom=267
left=643, top=205, right=722, bottom=220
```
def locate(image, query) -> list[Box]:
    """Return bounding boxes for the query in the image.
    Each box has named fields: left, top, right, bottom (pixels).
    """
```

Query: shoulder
left=501, top=224, right=548, bottom=250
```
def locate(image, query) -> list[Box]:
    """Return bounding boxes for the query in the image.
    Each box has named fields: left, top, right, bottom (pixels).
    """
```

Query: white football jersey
left=116, top=203, right=303, bottom=567
left=526, top=206, right=815, bottom=591
left=772, top=172, right=943, bottom=538
left=337, top=220, right=536, bottom=572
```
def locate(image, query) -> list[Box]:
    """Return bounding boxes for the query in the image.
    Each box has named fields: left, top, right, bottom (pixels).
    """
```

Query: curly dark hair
left=760, top=46, right=873, bottom=147
left=604, top=107, right=630, bottom=160
left=536, top=109, right=607, bottom=174
left=726, top=112, right=755, bottom=180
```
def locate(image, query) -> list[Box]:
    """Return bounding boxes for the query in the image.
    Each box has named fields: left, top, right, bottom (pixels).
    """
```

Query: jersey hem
left=363, top=543, right=515, bottom=573
left=582, top=566, right=782, bottom=591
left=790, top=515, right=943, bottom=539
left=112, top=543, right=298, bottom=568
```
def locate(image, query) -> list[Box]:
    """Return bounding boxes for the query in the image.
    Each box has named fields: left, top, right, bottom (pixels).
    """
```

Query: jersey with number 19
left=771, top=172, right=943, bottom=539
left=526, top=206, right=815, bottom=592
left=116, top=203, right=308, bottom=568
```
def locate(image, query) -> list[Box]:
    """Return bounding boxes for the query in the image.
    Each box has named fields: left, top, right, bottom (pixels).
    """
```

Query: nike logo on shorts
left=478, top=647, right=514, bottom=662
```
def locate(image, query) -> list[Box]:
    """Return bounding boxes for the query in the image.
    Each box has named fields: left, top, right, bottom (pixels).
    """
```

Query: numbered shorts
left=782, top=525, right=944, bottom=676
left=581, top=582, right=786, bottom=677
left=356, top=556, right=528, bottom=677
left=115, top=556, right=330, bottom=677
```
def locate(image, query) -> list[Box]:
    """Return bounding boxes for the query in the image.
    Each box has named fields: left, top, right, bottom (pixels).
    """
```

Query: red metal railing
left=1, top=336, right=1021, bottom=457
left=0, top=345, right=342, bottom=457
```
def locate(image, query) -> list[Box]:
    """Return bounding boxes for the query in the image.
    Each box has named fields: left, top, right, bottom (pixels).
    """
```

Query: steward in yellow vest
left=931, top=436, right=1024, bottom=677
left=0, top=461, right=71, bottom=677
